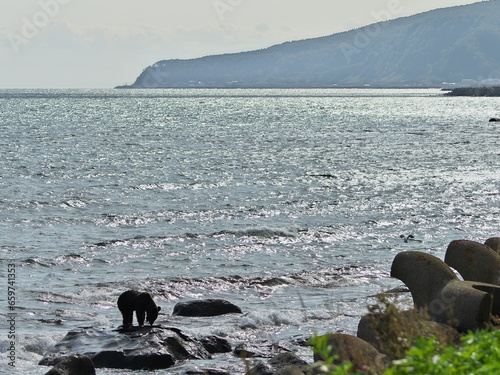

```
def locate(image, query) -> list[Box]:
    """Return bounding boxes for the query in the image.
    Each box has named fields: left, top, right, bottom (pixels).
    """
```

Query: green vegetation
left=309, top=294, right=500, bottom=375
left=310, top=329, right=500, bottom=374
left=385, top=330, right=500, bottom=374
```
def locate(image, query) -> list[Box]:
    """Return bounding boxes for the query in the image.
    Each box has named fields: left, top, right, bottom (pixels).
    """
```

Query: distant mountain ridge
left=119, top=1, right=500, bottom=88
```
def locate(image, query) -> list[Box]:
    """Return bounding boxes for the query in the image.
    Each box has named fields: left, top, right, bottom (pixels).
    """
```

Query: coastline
left=445, top=86, right=500, bottom=97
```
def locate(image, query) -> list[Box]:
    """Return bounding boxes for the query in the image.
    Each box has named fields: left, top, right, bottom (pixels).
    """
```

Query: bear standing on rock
left=117, top=290, right=161, bottom=328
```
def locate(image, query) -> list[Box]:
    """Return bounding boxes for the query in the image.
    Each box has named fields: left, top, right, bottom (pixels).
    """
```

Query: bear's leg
left=122, top=310, right=134, bottom=327
left=136, top=309, right=146, bottom=326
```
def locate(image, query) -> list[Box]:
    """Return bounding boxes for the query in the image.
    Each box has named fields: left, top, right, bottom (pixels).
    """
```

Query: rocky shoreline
left=41, top=237, right=500, bottom=375
left=445, top=86, right=500, bottom=96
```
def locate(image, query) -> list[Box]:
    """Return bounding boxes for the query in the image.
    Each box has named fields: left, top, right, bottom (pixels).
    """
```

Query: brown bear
left=117, top=290, right=161, bottom=327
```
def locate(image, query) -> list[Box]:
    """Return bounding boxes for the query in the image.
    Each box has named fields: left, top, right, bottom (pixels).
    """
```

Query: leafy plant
left=385, top=329, right=500, bottom=374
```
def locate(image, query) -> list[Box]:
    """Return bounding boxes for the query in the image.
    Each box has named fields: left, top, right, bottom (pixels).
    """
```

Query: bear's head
left=147, top=306, right=161, bottom=325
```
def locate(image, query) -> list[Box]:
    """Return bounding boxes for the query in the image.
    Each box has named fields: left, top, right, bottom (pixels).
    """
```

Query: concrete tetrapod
left=391, top=251, right=500, bottom=331
left=485, top=237, right=500, bottom=254
left=444, top=240, right=500, bottom=315
left=444, top=240, right=500, bottom=285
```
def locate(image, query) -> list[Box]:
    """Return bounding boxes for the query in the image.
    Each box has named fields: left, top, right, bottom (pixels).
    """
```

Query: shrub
left=385, top=329, right=500, bottom=374
left=362, top=294, right=458, bottom=361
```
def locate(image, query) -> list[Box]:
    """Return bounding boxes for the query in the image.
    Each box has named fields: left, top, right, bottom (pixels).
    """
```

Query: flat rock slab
left=39, top=327, right=211, bottom=370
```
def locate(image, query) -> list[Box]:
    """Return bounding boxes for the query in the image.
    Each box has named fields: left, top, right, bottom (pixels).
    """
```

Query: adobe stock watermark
left=340, top=0, right=403, bottom=64
left=213, top=0, right=244, bottom=21
left=6, top=263, right=17, bottom=368
left=8, top=0, right=72, bottom=54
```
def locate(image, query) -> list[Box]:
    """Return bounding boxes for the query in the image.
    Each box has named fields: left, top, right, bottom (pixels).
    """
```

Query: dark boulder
left=44, top=354, right=95, bottom=375
left=274, top=366, right=306, bottom=375
left=313, top=334, right=388, bottom=373
left=39, top=327, right=210, bottom=371
left=185, top=370, right=230, bottom=375
left=199, top=335, right=232, bottom=354
left=233, top=343, right=268, bottom=359
left=173, top=299, right=243, bottom=317
left=249, top=353, right=308, bottom=375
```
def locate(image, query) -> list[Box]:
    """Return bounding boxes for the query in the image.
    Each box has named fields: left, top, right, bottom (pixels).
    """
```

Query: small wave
left=60, top=199, right=87, bottom=209
left=249, top=276, right=294, bottom=287
left=53, top=253, right=89, bottom=265
left=134, top=182, right=181, bottom=191
left=92, top=235, right=167, bottom=247
left=144, top=265, right=376, bottom=300
left=309, top=173, right=339, bottom=179
left=23, top=258, right=52, bottom=267
left=22, top=335, right=59, bottom=356
left=216, top=227, right=297, bottom=238
left=95, top=213, right=158, bottom=227
left=239, top=311, right=302, bottom=329
left=89, top=227, right=296, bottom=249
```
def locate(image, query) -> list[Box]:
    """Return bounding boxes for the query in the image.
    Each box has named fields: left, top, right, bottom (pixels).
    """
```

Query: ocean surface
left=0, top=88, right=499, bottom=374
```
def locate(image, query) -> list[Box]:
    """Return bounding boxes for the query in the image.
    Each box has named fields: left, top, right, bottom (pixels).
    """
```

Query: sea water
left=0, top=88, right=499, bottom=374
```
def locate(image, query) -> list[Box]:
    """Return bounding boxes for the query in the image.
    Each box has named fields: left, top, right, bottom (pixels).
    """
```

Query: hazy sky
left=0, top=0, right=486, bottom=88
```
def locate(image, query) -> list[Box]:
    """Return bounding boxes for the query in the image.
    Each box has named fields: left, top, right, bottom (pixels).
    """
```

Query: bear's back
left=118, top=290, right=156, bottom=311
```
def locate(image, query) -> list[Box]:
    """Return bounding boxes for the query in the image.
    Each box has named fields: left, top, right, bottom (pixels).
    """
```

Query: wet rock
left=234, top=343, right=268, bottom=359
left=313, top=334, right=388, bottom=373
left=485, top=237, right=500, bottom=253
left=269, top=352, right=308, bottom=374
left=199, top=335, right=232, bottom=354
left=185, top=369, right=230, bottom=375
left=274, top=365, right=305, bottom=375
left=173, top=299, right=243, bottom=317
left=391, top=251, right=500, bottom=331
left=44, top=354, right=95, bottom=375
left=269, top=352, right=308, bottom=368
left=249, top=362, right=274, bottom=375
left=244, top=348, right=309, bottom=375
left=39, top=327, right=210, bottom=370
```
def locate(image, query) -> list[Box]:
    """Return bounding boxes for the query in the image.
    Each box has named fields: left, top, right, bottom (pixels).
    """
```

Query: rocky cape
left=117, top=2, right=500, bottom=89
left=445, top=86, right=500, bottom=96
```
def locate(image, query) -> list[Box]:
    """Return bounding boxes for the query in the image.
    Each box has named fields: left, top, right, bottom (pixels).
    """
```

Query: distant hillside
left=119, top=1, right=500, bottom=88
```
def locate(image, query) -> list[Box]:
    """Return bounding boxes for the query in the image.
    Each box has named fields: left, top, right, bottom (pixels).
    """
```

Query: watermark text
left=8, top=0, right=72, bottom=54
left=6, top=263, right=17, bottom=368
left=340, top=0, right=403, bottom=63
left=213, top=0, right=244, bottom=21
